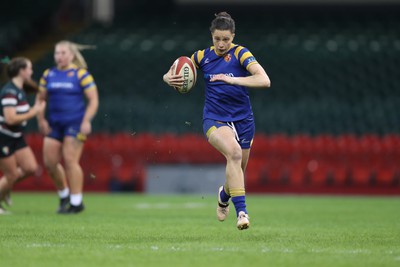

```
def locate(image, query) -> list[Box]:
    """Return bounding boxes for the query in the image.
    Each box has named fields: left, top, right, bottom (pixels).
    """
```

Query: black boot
left=57, top=197, right=70, bottom=214
left=63, top=203, right=85, bottom=214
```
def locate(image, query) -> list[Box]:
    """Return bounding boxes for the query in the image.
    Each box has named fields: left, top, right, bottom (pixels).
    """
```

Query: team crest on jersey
left=2, top=146, right=9, bottom=155
left=67, top=71, right=74, bottom=77
left=224, top=54, right=232, bottom=62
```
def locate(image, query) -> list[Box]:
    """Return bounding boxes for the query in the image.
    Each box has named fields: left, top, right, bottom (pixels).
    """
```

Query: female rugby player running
left=0, top=57, right=46, bottom=214
left=163, top=12, right=270, bottom=230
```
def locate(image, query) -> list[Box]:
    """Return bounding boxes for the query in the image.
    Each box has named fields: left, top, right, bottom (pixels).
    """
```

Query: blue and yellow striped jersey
left=39, top=64, right=97, bottom=123
left=191, top=43, right=258, bottom=122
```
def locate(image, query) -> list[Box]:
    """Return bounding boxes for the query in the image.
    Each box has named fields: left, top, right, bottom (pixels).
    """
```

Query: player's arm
left=36, top=69, right=52, bottom=134
left=80, top=87, right=99, bottom=136
left=3, top=100, right=45, bottom=125
left=35, top=89, right=51, bottom=135
left=210, top=63, right=270, bottom=88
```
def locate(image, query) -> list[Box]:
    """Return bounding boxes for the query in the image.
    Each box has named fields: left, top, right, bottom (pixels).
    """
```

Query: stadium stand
left=6, top=4, right=400, bottom=194
left=0, top=1, right=62, bottom=56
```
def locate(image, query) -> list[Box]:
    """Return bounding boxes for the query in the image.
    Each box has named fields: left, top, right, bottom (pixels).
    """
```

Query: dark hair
left=7, top=57, right=29, bottom=79
left=210, top=12, right=235, bottom=33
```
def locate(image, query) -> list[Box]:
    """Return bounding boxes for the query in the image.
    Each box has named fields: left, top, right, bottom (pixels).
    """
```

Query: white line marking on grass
left=344, top=249, right=371, bottom=254
left=27, top=243, right=65, bottom=248
left=261, top=247, right=271, bottom=253
left=210, top=247, right=240, bottom=252
left=107, top=244, right=123, bottom=249
left=261, top=247, right=293, bottom=254
left=135, top=202, right=206, bottom=210
left=184, top=202, right=206, bottom=209
left=261, top=247, right=374, bottom=255
left=310, top=248, right=371, bottom=255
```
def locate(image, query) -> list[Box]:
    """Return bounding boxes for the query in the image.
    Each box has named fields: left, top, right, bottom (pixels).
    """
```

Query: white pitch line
left=134, top=202, right=206, bottom=209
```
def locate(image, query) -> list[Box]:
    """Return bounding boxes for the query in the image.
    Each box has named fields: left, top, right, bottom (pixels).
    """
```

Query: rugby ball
left=172, top=56, right=197, bottom=94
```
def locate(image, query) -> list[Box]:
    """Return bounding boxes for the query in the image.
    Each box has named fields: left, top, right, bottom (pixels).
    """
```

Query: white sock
left=70, top=193, right=83, bottom=206
left=57, top=188, right=70, bottom=199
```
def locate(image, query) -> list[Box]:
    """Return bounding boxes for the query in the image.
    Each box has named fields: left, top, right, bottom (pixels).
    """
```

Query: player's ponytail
left=6, top=57, right=29, bottom=79
left=1, top=57, right=39, bottom=93
left=210, top=11, right=235, bottom=33
left=57, top=40, right=96, bottom=69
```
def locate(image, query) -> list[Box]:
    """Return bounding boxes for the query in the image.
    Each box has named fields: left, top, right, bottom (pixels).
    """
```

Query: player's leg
left=208, top=126, right=249, bottom=229
left=241, top=149, right=251, bottom=173
left=233, top=117, right=255, bottom=229
left=0, top=155, right=19, bottom=214
left=43, top=137, right=69, bottom=213
left=14, top=142, right=39, bottom=182
left=0, top=146, right=39, bottom=206
left=204, top=121, right=231, bottom=221
left=234, top=148, right=251, bottom=229
left=62, top=136, right=84, bottom=213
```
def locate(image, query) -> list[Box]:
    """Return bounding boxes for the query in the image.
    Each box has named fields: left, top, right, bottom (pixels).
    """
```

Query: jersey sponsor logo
left=224, top=54, right=232, bottom=62
left=204, top=73, right=235, bottom=80
left=49, top=82, right=74, bottom=89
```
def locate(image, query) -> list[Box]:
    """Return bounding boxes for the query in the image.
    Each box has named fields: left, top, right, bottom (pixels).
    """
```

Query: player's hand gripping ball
left=172, top=56, right=197, bottom=94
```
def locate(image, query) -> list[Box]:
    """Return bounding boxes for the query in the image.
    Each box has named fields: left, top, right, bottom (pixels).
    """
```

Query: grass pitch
left=0, top=193, right=399, bottom=267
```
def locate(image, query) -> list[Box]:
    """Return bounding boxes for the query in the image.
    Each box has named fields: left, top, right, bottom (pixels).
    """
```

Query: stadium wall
left=11, top=133, right=400, bottom=195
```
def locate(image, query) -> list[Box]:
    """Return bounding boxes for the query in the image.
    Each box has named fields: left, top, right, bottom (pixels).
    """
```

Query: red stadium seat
left=351, top=163, right=372, bottom=186
left=308, top=160, right=329, bottom=186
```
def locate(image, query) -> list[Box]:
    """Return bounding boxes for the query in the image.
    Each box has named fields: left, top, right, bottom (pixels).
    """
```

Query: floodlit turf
left=0, top=193, right=399, bottom=267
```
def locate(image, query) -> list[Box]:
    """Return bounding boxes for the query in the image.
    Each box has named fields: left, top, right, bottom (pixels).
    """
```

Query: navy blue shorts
left=203, top=116, right=255, bottom=149
left=48, top=120, right=85, bottom=142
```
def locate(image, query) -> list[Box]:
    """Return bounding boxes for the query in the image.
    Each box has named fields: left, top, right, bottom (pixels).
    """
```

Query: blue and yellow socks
left=230, top=188, right=247, bottom=217
left=219, top=185, right=231, bottom=204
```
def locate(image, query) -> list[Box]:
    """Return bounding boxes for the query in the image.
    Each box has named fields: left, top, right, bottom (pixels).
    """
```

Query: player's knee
left=43, top=159, right=58, bottom=172
left=23, top=163, right=38, bottom=176
left=226, top=146, right=242, bottom=162
left=63, top=156, right=81, bottom=171
left=5, top=170, right=20, bottom=183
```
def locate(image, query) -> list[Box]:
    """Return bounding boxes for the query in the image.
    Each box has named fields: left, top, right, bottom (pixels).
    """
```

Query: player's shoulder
left=232, top=44, right=251, bottom=59
left=41, top=67, right=53, bottom=78
left=76, top=67, right=91, bottom=80
left=193, top=46, right=214, bottom=56
left=1, top=82, right=19, bottom=96
left=42, top=66, right=61, bottom=78
left=192, top=47, right=208, bottom=67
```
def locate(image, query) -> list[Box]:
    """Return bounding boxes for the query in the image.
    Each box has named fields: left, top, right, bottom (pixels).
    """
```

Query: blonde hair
left=56, top=40, right=96, bottom=69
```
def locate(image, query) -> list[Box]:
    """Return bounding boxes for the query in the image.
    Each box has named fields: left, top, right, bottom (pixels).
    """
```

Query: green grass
left=1, top=193, right=400, bottom=267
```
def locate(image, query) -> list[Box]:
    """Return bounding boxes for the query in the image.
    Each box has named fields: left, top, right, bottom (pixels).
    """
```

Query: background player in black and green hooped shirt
left=0, top=57, right=46, bottom=214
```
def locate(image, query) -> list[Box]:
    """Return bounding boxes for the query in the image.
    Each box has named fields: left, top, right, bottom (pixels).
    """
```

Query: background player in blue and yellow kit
left=37, top=41, right=99, bottom=214
left=0, top=57, right=46, bottom=214
left=164, top=12, right=270, bottom=230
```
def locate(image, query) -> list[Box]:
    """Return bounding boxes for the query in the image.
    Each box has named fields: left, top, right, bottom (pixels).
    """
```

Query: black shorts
left=0, top=134, right=28, bottom=158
